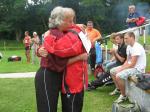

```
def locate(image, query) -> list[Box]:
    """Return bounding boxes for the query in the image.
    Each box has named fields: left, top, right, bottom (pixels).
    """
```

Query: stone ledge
left=126, top=77, right=150, bottom=112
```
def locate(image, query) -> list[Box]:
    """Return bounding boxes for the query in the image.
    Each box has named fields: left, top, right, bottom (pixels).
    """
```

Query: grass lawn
left=0, top=50, right=39, bottom=73
left=0, top=77, right=118, bottom=112
left=0, top=47, right=149, bottom=73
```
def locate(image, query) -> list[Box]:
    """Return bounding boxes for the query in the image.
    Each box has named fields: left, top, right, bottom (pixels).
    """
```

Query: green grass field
left=0, top=78, right=36, bottom=112
left=0, top=78, right=118, bottom=112
left=0, top=50, right=39, bottom=73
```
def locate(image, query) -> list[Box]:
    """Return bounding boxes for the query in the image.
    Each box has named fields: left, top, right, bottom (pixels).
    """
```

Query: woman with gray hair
left=31, top=32, right=40, bottom=64
left=35, top=6, right=88, bottom=112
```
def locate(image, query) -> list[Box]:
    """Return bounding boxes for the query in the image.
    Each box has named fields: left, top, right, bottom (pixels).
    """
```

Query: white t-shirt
left=126, top=42, right=146, bottom=73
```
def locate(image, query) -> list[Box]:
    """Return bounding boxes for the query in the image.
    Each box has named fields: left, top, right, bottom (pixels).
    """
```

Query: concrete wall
left=126, top=80, right=150, bottom=112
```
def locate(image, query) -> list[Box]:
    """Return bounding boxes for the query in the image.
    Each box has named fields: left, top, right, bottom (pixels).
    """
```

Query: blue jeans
left=103, top=60, right=121, bottom=72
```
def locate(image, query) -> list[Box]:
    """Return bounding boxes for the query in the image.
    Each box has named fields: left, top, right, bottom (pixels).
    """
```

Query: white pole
left=105, top=23, right=150, bottom=38
left=4, top=40, right=6, bottom=51
left=143, top=29, right=146, bottom=48
left=105, top=39, right=108, bottom=61
left=105, top=45, right=108, bottom=61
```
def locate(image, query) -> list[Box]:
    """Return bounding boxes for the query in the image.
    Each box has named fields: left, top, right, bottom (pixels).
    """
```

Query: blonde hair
left=110, top=33, right=117, bottom=39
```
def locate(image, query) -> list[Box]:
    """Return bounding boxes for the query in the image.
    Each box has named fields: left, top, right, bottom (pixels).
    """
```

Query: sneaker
left=104, top=80, right=114, bottom=86
left=87, top=83, right=96, bottom=91
left=114, top=94, right=127, bottom=103
left=109, top=88, right=120, bottom=96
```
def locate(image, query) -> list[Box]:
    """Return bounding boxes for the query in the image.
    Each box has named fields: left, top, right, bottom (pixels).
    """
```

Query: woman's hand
left=79, top=53, right=88, bottom=61
left=76, top=24, right=86, bottom=33
left=38, top=47, right=48, bottom=57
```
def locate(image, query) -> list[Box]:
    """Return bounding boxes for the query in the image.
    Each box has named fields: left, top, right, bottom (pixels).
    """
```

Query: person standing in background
left=85, top=21, right=102, bottom=72
left=126, top=5, right=140, bottom=28
left=31, top=32, right=40, bottom=64
left=23, top=31, right=31, bottom=63
left=126, top=5, right=140, bottom=41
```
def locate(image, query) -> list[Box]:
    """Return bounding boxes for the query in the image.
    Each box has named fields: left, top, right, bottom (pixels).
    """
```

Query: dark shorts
left=25, top=46, right=30, bottom=50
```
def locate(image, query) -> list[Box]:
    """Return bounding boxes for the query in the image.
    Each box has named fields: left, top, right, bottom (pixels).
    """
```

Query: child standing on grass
left=31, top=32, right=40, bottom=64
left=23, top=31, right=31, bottom=63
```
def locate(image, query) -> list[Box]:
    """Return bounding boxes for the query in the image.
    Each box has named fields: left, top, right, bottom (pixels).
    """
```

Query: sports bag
left=94, top=64, right=104, bottom=78
left=136, top=16, right=145, bottom=26
left=8, top=56, right=21, bottom=62
left=91, top=72, right=112, bottom=88
left=136, top=76, right=150, bottom=90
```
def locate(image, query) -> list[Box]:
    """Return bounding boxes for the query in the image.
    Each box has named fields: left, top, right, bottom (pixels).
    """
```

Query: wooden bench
left=126, top=75, right=150, bottom=112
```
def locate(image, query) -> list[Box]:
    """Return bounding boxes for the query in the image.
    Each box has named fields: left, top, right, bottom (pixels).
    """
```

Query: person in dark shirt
left=88, top=33, right=127, bottom=91
left=126, top=5, right=140, bottom=28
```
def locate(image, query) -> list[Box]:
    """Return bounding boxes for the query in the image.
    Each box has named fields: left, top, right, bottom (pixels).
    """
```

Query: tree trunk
left=41, top=16, right=48, bottom=30
left=15, top=29, right=22, bottom=42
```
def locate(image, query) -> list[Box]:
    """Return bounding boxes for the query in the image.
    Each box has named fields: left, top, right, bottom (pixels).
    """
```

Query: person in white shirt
left=31, top=32, right=40, bottom=64
left=110, top=32, right=146, bottom=103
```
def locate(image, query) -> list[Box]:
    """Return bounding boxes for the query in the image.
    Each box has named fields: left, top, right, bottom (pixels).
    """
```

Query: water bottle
left=95, top=41, right=102, bottom=64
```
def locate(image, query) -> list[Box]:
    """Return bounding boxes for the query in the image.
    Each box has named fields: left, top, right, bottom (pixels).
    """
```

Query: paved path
left=0, top=72, right=36, bottom=78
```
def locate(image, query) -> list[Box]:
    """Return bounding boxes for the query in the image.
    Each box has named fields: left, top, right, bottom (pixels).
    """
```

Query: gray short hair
left=33, top=32, right=37, bottom=35
left=48, top=6, right=75, bottom=29
left=129, top=5, right=135, bottom=10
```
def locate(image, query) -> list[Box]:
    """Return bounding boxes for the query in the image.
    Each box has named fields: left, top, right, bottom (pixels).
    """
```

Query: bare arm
left=120, top=56, right=138, bottom=71
left=126, top=18, right=132, bottom=23
left=67, top=53, right=88, bottom=65
left=92, top=32, right=102, bottom=43
left=126, top=18, right=139, bottom=23
left=110, top=56, right=116, bottom=61
left=37, top=46, right=48, bottom=57
left=111, top=49, right=126, bottom=63
left=113, top=50, right=126, bottom=63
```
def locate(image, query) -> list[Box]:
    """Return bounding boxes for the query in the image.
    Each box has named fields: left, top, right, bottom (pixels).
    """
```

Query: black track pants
left=89, top=47, right=96, bottom=70
left=35, top=67, right=62, bottom=112
left=61, top=91, right=84, bottom=112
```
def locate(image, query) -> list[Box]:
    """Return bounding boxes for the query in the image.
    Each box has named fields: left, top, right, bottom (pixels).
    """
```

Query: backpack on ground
left=91, top=72, right=113, bottom=88
left=94, top=64, right=104, bottom=78
left=112, top=102, right=141, bottom=112
left=8, top=56, right=21, bottom=62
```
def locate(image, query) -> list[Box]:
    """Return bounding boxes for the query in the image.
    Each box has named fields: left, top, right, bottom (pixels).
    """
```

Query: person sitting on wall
left=110, top=32, right=146, bottom=103
left=88, top=33, right=127, bottom=91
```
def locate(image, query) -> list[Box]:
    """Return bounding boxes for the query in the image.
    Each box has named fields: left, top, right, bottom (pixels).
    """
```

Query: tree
left=0, top=0, right=27, bottom=40
left=0, top=0, right=149, bottom=40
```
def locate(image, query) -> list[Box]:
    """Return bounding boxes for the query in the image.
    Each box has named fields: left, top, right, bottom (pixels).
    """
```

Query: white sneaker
left=115, top=94, right=127, bottom=103
left=109, top=88, right=120, bottom=96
